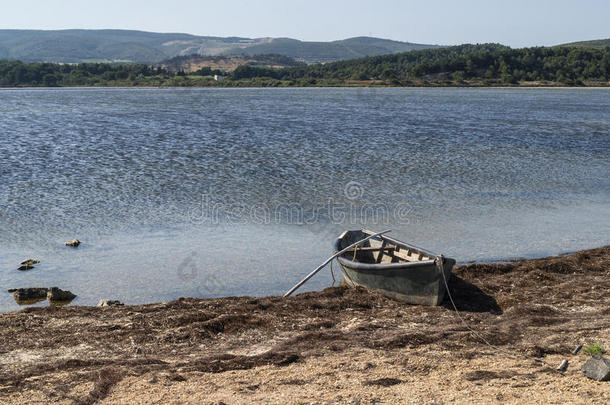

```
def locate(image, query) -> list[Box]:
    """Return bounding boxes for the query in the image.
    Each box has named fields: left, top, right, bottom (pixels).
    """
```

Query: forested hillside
left=0, top=30, right=439, bottom=64
left=158, top=54, right=305, bottom=73
left=232, top=44, right=610, bottom=85
left=1, top=44, right=608, bottom=87
left=558, top=39, right=610, bottom=49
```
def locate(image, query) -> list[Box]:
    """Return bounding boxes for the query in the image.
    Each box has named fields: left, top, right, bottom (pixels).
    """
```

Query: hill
left=558, top=39, right=610, bottom=49
left=0, top=29, right=440, bottom=64
left=223, top=36, right=440, bottom=63
left=158, top=54, right=306, bottom=73
left=0, top=29, right=200, bottom=63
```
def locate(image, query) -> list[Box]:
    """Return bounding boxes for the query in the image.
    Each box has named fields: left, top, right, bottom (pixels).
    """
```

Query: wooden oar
left=283, top=229, right=391, bottom=297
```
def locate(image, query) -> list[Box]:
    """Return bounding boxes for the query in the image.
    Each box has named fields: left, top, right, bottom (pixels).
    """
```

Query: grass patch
left=584, top=342, right=606, bottom=356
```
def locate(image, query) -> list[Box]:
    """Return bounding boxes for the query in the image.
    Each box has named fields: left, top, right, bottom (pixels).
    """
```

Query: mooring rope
left=437, top=255, right=557, bottom=370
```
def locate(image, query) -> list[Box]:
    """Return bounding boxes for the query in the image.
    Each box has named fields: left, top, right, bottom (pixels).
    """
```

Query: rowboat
left=335, top=230, right=456, bottom=306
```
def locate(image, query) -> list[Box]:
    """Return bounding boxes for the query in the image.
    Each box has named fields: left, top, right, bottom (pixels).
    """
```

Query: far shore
left=1, top=84, right=609, bottom=91
left=1, top=245, right=609, bottom=403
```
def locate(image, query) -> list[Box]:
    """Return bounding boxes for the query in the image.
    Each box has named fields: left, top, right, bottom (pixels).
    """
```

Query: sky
left=2, top=0, right=609, bottom=47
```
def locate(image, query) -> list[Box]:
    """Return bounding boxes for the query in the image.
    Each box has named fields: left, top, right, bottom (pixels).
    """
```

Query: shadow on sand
left=442, top=275, right=502, bottom=314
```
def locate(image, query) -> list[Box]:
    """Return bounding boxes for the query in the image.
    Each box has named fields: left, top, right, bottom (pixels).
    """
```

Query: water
left=1, top=87, right=609, bottom=311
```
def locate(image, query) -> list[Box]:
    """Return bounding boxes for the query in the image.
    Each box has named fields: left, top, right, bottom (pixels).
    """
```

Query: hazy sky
left=3, top=0, right=609, bottom=47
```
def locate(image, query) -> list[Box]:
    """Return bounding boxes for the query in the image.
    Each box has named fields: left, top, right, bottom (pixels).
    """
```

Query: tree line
left=232, top=44, right=610, bottom=85
left=1, top=44, right=609, bottom=87
left=0, top=61, right=169, bottom=86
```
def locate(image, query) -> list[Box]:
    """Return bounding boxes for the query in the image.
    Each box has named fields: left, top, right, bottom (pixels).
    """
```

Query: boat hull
left=335, top=230, right=455, bottom=306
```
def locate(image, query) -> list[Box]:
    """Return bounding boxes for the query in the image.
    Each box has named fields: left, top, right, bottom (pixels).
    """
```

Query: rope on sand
left=437, top=255, right=559, bottom=372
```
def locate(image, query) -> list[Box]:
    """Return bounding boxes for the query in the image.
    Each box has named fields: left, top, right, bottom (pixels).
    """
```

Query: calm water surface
left=1, top=87, right=609, bottom=311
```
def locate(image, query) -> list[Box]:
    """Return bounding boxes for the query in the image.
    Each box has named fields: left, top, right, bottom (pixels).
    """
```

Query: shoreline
left=1, top=245, right=609, bottom=403
left=1, top=83, right=610, bottom=90
left=4, top=244, right=608, bottom=313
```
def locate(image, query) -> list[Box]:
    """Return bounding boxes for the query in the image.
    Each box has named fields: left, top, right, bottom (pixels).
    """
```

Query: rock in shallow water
left=13, top=287, right=49, bottom=301
left=20, top=259, right=40, bottom=266
left=47, top=287, right=76, bottom=302
left=17, top=259, right=41, bottom=271
left=582, top=356, right=610, bottom=381
left=65, top=239, right=81, bottom=247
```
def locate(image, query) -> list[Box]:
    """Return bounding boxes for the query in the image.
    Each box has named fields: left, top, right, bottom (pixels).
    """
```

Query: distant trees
left=231, top=65, right=282, bottom=80
left=42, top=74, right=58, bottom=87
left=192, top=66, right=225, bottom=76
left=0, top=44, right=608, bottom=87
left=0, top=61, right=170, bottom=86
left=227, top=44, right=610, bottom=84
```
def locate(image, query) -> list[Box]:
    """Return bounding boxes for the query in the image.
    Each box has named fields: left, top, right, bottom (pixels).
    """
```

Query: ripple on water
left=0, top=88, right=609, bottom=311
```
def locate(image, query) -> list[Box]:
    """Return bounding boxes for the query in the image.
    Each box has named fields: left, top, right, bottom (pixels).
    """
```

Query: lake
left=1, top=87, right=609, bottom=311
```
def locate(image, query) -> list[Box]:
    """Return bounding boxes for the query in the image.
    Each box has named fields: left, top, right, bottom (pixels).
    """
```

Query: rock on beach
left=582, top=356, right=610, bottom=381
left=97, top=299, right=124, bottom=307
left=47, top=287, right=77, bottom=302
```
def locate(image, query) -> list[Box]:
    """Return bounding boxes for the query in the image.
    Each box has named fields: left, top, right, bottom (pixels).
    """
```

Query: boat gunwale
left=334, top=229, right=450, bottom=271
left=373, top=233, right=438, bottom=259
left=357, top=229, right=439, bottom=257
left=336, top=255, right=437, bottom=271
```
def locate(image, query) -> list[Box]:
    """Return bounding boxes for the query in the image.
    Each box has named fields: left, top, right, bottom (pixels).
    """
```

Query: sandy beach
left=1, top=246, right=609, bottom=404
